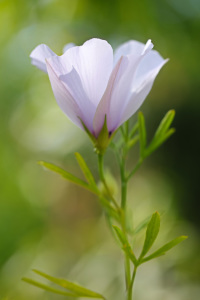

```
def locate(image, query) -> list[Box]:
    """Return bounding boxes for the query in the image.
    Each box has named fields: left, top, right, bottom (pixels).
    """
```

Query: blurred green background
left=0, top=0, right=200, bottom=299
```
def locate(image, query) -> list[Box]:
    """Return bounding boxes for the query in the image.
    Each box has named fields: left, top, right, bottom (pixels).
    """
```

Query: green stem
left=98, top=152, right=131, bottom=292
left=119, top=151, right=131, bottom=291
left=120, top=209, right=131, bottom=291
left=121, top=178, right=127, bottom=209
left=120, top=146, right=128, bottom=209
left=127, top=266, right=138, bottom=300
left=97, top=154, right=120, bottom=211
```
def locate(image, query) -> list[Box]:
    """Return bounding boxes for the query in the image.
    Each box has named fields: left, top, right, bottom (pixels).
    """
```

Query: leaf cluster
left=113, top=211, right=187, bottom=267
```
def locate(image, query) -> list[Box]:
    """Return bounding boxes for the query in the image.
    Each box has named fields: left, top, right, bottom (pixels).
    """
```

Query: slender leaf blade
left=127, top=135, right=139, bottom=150
left=141, top=236, right=188, bottom=263
left=113, top=226, right=137, bottom=266
left=129, top=122, right=139, bottom=138
left=147, top=128, right=175, bottom=155
left=75, top=152, right=97, bottom=188
left=38, top=161, right=98, bottom=195
left=33, top=269, right=105, bottom=299
left=146, top=110, right=175, bottom=156
left=133, top=215, right=152, bottom=235
left=154, top=110, right=175, bottom=140
left=22, top=277, right=77, bottom=297
left=139, top=212, right=160, bottom=259
left=138, top=112, right=146, bottom=158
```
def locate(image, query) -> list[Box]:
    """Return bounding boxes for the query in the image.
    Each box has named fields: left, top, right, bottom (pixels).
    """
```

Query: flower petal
left=99, top=40, right=154, bottom=133
left=93, top=56, right=129, bottom=136
left=46, top=60, right=83, bottom=129
left=59, top=68, right=97, bottom=133
left=119, top=56, right=168, bottom=126
left=63, top=43, right=76, bottom=53
left=131, top=50, right=167, bottom=90
left=114, top=39, right=153, bottom=65
left=30, top=44, right=56, bottom=73
left=48, top=38, right=113, bottom=109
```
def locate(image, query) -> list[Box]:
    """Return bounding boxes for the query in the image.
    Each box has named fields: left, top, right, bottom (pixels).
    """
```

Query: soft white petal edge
left=30, top=44, right=56, bottom=73
left=94, top=40, right=154, bottom=135
left=114, top=39, right=153, bottom=66
left=63, top=43, right=76, bottom=53
left=46, top=60, right=83, bottom=129
left=93, top=56, right=129, bottom=136
left=119, top=58, right=168, bottom=127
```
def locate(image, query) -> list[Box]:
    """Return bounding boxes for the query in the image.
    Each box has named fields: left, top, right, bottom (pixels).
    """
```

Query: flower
left=30, top=38, right=167, bottom=139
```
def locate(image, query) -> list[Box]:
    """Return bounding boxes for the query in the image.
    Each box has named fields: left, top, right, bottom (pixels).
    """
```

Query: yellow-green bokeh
left=0, top=0, right=200, bottom=299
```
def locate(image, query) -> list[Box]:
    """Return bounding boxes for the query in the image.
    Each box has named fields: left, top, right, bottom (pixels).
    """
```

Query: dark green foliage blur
left=0, top=0, right=200, bottom=299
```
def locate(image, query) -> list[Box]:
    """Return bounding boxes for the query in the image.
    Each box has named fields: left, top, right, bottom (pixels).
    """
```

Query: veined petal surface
left=30, top=38, right=168, bottom=139
left=46, top=38, right=113, bottom=133
left=119, top=53, right=168, bottom=126
left=114, top=39, right=153, bottom=65
left=93, top=56, right=129, bottom=136
left=46, top=60, right=83, bottom=129
left=100, top=40, right=154, bottom=133
left=47, top=38, right=113, bottom=104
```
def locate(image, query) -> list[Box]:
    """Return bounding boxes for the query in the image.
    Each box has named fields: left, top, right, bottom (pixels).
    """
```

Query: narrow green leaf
left=33, top=269, right=105, bottom=299
left=38, top=161, right=99, bottom=195
left=138, top=112, right=146, bottom=158
left=146, top=110, right=175, bottom=156
left=129, top=122, right=139, bottom=138
left=75, top=152, right=97, bottom=188
left=132, top=215, right=152, bottom=235
left=22, top=277, right=77, bottom=297
left=147, top=128, right=175, bottom=155
left=113, top=226, right=137, bottom=266
left=139, top=212, right=160, bottom=259
left=140, top=236, right=188, bottom=264
left=127, top=135, right=139, bottom=149
left=153, top=110, right=175, bottom=140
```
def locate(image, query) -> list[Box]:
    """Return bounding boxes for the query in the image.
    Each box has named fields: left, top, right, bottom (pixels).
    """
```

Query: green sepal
left=139, top=212, right=160, bottom=259
left=79, top=118, right=96, bottom=144
left=95, top=116, right=115, bottom=155
left=80, top=116, right=115, bottom=155
left=38, top=161, right=99, bottom=195
left=75, top=152, right=97, bottom=189
left=32, top=269, right=106, bottom=299
left=22, top=277, right=77, bottom=297
left=140, top=235, right=188, bottom=264
left=113, top=225, right=138, bottom=266
left=138, top=112, right=147, bottom=159
left=146, top=110, right=175, bottom=155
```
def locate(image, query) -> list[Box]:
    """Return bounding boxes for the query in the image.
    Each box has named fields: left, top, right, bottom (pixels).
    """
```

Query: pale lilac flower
left=30, top=38, right=168, bottom=138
